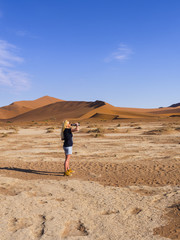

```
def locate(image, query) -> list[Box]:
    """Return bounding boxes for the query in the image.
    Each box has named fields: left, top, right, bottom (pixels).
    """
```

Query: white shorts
left=63, top=146, right=73, bottom=155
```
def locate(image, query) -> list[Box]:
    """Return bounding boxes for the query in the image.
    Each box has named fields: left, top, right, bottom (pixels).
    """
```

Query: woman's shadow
left=0, top=167, right=65, bottom=177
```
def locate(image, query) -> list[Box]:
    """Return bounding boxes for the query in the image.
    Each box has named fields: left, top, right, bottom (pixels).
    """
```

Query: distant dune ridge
left=0, top=96, right=63, bottom=120
left=0, top=96, right=180, bottom=122
left=168, top=102, right=180, bottom=108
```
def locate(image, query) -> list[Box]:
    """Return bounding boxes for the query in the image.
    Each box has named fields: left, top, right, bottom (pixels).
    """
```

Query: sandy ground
left=0, top=119, right=180, bottom=240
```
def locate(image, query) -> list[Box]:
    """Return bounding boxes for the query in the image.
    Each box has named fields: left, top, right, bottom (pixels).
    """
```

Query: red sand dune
left=0, top=96, right=63, bottom=119
left=148, top=107, right=180, bottom=115
left=7, top=100, right=107, bottom=122
left=4, top=100, right=155, bottom=123
left=80, top=103, right=155, bottom=120
left=0, top=96, right=180, bottom=122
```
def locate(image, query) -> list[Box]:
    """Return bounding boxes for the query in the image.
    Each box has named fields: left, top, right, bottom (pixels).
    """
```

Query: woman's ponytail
left=61, top=120, right=69, bottom=140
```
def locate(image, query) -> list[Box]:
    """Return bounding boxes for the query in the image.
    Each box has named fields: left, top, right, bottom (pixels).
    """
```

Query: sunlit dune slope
left=8, top=100, right=106, bottom=122
left=0, top=96, right=63, bottom=119
left=1, top=96, right=180, bottom=122
left=114, top=106, right=180, bottom=117
left=80, top=103, right=155, bottom=120
left=7, top=100, right=156, bottom=123
left=147, top=106, right=180, bottom=116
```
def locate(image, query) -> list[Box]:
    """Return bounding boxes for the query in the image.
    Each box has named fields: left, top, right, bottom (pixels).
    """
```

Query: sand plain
left=0, top=119, right=180, bottom=240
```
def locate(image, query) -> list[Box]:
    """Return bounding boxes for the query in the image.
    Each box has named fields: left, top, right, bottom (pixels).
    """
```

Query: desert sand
left=0, top=118, right=180, bottom=240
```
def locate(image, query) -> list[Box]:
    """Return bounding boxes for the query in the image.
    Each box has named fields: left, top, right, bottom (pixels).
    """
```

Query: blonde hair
left=61, top=120, right=69, bottom=140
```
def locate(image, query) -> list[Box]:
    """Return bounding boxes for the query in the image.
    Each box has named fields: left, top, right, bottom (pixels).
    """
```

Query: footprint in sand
left=131, top=208, right=142, bottom=215
left=61, top=220, right=88, bottom=238
left=34, top=215, right=46, bottom=238
left=8, top=217, right=33, bottom=232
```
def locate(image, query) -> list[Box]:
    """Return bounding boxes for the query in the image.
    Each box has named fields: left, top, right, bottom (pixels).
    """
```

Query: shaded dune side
left=169, top=102, right=180, bottom=108
left=8, top=101, right=106, bottom=122
left=7, top=100, right=160, bottom=122
left=117, top=106, right=180, bottom=116
left=0, top=96, right=63, bottom=119
left=80, top=103, right=155, bottom=120
left=90, top=113, right=119, bottom=120
left=148, top=107, right=180, bottom=115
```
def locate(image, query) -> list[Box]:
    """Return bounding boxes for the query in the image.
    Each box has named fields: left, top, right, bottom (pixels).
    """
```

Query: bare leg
left=64, top=154, right=71, bottom=172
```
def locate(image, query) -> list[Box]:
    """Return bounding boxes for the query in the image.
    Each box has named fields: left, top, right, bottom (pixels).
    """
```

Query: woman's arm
left=71, top=123, right=79, bottom=132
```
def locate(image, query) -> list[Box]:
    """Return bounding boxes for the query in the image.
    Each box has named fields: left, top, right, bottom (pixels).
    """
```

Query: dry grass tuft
left=143, top=127, right=175, bottom=135
left=107, top=127, right=119, bottom=133
left=87, top=124, right=97, bottom=128
left=46, top=127, right=54, bottom=133
left=1, top=133, right=8, bottom=138
left=92, top=133, right=105, bottom=138
left=135, top=127, right=142, bottom=130
left=87, top=127, right=105, bottom=134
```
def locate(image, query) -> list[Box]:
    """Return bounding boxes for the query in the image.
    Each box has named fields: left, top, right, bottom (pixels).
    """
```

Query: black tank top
left=63, top=128, right=73, bottom=147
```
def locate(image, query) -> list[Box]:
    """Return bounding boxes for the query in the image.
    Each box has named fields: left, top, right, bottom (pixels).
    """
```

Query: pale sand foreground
left=0, top=176, right=179, bottom=240
left=0, top=119, right=180, bottom=240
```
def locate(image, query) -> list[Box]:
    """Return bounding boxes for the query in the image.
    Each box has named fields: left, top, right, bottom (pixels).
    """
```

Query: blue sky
left=0, top=0, right=180, bottom=108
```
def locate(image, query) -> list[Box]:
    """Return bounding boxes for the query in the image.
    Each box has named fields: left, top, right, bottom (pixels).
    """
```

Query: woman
left=61, top=120, right=79, bottom=176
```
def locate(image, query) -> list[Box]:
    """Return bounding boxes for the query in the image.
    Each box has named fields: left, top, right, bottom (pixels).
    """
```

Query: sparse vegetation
left=87, top=124, right=97, bottom=128
left=107, top=127, right=119, bottom=133
left=135, top=127, right=142, bottom=129
left=93, top=133, right=105, bottom=138
left=1, top=133, right=8, bottom=138
left=0, top=126, right=19, bottom=137
left=46, top=127, right=54, bottom=133
left=88, top=127, right=105, bottom=134
left=81, top=126, right=121, bottom=134
left=142, top=127, right=175, bottom=135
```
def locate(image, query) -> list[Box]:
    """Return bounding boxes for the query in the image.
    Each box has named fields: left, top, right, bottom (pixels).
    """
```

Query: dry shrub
left=46, top=129, right=54, bottom=133
left=143, top=127, right=174, bottom=135
left=107, top=127, right=119, bottom=133
left=130, top=124, right=139, bottom=127
left=135, top=127, right=142, bottom=129
left=31, top=120, right=37, bottom=124
left=46, top=127, right=54, bottom=133
left=9, top=127, right=19, bottom=134
left=1, top=133, right=8, bottom=138
left=0, top=127, right=18, bottom=137
left=81, top=126, right=121, bottom=134
left=87, top=124, right=97, bottom=128
left=88, top=127, right=105, bottom=134
left=6, top=121, right=12, bottom=123
left=93, top=133, right=105, bottom=138
left=143, top=130, right=162, bottom=135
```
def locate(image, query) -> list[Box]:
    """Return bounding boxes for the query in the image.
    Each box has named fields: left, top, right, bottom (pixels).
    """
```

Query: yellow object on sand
left=64, top=171, right=72, bottom=176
